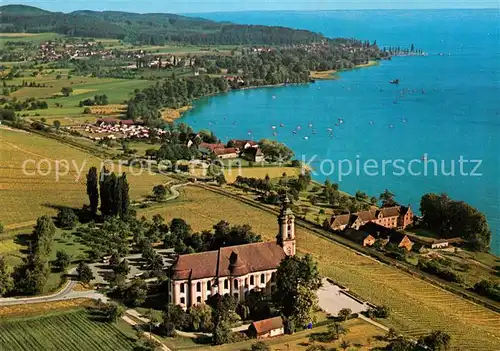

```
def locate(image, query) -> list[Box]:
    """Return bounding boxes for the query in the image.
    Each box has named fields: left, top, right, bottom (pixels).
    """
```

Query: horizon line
left=1, top=4, right=498, bottom=15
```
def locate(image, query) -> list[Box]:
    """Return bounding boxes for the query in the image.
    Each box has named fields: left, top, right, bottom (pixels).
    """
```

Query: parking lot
left=317, top=278, right=369, bottom=316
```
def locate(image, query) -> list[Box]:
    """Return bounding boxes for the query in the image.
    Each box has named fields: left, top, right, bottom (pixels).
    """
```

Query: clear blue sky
left=2, top=0, right=498, bottom=13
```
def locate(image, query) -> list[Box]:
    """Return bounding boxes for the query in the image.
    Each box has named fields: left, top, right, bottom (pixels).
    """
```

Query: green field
left=0, top=309, right=137, bottom=351
left=3, top=72, right=155, bottom=124
left=139, top=186, right=500, bottom=351
left=0, top=32, right=60, bottom=45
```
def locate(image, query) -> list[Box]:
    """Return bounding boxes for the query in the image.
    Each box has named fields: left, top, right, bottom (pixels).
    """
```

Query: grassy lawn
left=0, top=309, right=138, bottom=351
left=223, top=165, right=301, bottom=183
left=0, top=32, right=60, bottom=45
left=161, top=318, right=385, bottom=351
left=0, top=127, right=171, bottom=229
left=0, top=227, right=90, bottom=293
left=138, top=186, right=500, bottom=351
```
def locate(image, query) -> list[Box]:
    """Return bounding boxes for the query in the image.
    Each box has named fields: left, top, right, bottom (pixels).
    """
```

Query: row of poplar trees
left=86, top=167, right=130, bottom=219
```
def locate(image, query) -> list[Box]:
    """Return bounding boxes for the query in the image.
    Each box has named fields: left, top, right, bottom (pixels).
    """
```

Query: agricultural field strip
left=0, top=310, right=136, bottom=351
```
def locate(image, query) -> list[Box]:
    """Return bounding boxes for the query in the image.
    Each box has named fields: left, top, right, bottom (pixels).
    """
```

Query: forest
left=0, top=5, right=325, bottom=45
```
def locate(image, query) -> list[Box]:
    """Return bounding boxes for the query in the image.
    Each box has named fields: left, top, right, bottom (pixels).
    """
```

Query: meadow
left=0, top=126, right=171, bottom=230
left=5, top=71, right=154, bottom=124
left=139, top=185, right=500, bottom=351
left=223, top=165, right=301, bottom=183
left=161, top=318, right=386, bottom=351
left=0, top=309, right=137, bottom=351
left=0, top=32, right=60, bottom=46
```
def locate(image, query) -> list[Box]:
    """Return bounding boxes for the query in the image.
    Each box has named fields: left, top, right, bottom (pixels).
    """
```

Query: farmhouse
left=360, top=222, right=414, bottom=251
left=343, top=229, right=376, bottom=247
left=325, top=206, right=414, bottom=232
left=169, top=197, right=296, bottom=309
left=240, top=147, right=265, bottom=163
left=248, top=317, right=284, bottom=339
left=213, top=147, right=239, bottom=159
left=230, top=139, right=259, bottom=150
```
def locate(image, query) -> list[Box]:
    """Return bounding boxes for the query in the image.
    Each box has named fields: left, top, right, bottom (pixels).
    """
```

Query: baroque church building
left=169, top=197, right=296, bottom=309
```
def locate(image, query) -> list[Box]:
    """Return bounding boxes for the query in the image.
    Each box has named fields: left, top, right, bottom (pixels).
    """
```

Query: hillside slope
left=0, top=5, right=326, bottom=45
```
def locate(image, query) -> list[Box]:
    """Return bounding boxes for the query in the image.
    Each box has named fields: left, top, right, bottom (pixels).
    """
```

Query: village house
left=325, top=206, right=413, bottom=232
left=230, top=139, right=259, bottom=150
left=359, top=222, right=414, bottom=251
left=248, top=317, right=284, bottom=339
left=342, top=229, right=376, bottom=247
left=169, top=197, right=296, bottom=309
left=240, top=147, right=265, bottom=163
left=213, top=147, right=239, bottom=159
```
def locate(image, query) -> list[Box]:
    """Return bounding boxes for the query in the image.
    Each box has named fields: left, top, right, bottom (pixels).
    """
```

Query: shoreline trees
left=420, top=193, right=491, bottom=251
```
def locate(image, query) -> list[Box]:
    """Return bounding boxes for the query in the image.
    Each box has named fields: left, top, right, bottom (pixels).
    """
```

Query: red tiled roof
left=213, top=147, right=238, bottom=156
left=172, top=241, right=286, bottom=280
left=231, top=139, right=258, bottom=149
left=199, top=142, right=225, bottom=151
left=379, top=207, right=400, bottom=218
left=330, top=214, right=350, bottom=227
left=250, top=317, right=283, bottom=335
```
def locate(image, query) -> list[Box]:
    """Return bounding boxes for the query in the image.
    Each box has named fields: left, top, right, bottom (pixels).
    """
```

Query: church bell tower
left=277, top=195, right=296, bottom=256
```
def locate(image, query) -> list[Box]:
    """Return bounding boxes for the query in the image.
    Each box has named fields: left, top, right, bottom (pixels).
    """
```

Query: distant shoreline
left=310, top=60, right=379, bottom=80
left=168, top=60, right=381, bottom=123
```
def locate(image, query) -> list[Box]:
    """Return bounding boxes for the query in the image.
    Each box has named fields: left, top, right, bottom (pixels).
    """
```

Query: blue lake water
left=181, top=10, right=500, bottom=254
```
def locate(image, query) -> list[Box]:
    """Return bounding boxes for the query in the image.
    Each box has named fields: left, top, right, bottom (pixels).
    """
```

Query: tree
left=188, top=303, right=213, bottom=332
left=339, top=339, right=351, bottom=351
left=54, top=250, right=71, bottom=272
left=370, top=196, right=378, bottom=205
left=258, top=139, right=294, bottom=162
left=56, top=207, right=78, bottom=229
left=134, top=338, right=160, bottom=351
left=52, top=120, right=61, bottom=131
left=251, top=341, right=270, bottom=351
left=160, top=303, right=188, bottom=337
left=124, top=279, right=148, bottom=307
left=61, top=86, right=73, bottom=96
left=152, top=184, right=167, bottom=201
left=215, top=173, right=227, bottom=186
left=0, top=223, right=3, bottom=233
left=388, top=336, right=415, bottom=351
left=103, top=302, right=125, bottom=322
left=273, top=255, right=322, bottom=332
left=12, top=253, right=49, bottom=295
left=77, top=262, right=94, bottom=284
left=0, top=257, right=14, bottom=296
left=118, top=173, right=130, bottom=219
left=420, top=330, right=451, bottom=351
left=327, top=322, right=346, bottom=341
left=33, top=215, right=56, bottom=257
left=337, top=308, right=352, bottom=321
left=86, top=167, right=99, bottom=215
left=420, top=193, right=491, bottom=251
left=83, top=107, right=91, bottom=114
left=209, top=294, right=238, bottom=345
left=379, top=189, right=397, bottom=207
left=355, top=190, right=369, bottom=202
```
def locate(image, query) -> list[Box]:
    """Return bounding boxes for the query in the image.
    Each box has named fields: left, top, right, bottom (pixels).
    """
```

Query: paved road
left=166, top=182, right=189, bottom=201
left=0, top=280, right=107, bottom=306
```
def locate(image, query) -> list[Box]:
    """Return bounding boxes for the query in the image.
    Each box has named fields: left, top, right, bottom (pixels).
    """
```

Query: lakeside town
left=0, top=4, right=499, bottom=351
